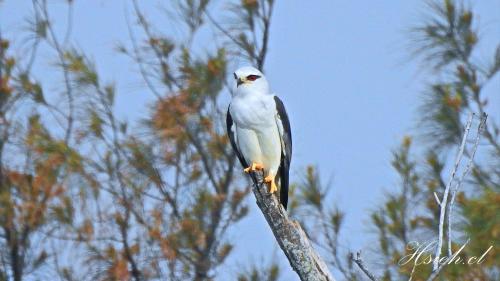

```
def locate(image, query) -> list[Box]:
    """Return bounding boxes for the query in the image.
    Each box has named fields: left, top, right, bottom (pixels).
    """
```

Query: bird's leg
left=243, top=162, right=264, bottom=173
left=264, top=175, right=278, bottom=194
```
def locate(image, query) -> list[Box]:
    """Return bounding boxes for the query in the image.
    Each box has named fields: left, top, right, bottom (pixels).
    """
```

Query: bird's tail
left=279, top=159, right=289, bottom=210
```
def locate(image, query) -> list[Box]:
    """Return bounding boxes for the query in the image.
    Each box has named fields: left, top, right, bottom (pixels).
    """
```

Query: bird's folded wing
left=274, top=96, right=292, bottom=209
left=274, top=96, right=292, bottom=163
left=226, top=105, right=248, bottom=168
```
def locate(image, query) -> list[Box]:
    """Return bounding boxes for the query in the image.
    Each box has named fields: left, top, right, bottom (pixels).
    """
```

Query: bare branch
left=425, top=238, right=471, bottom=281
left=256, top=0, right=273, bottom=71
left=433, top=192, right=441, bottom=206
left=432, top=112, right=473, bottom=271
left=446, top=113, right=487, bottom=255
left=204, top=10, right=246, bottom=51
left=425, top=260, right=446, bottom=281
left=427, top=112, right=487, bottom=278
left=35, top=0, right=75, bottom=144
left=251, top=173, right=336, bottom=281
left=350, top=252, right=379, bottom=281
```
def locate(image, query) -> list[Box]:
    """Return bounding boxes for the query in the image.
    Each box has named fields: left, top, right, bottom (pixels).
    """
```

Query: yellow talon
left=244, top=162, right=264, bottom=173
left=264, top=175, right=278, bottom=193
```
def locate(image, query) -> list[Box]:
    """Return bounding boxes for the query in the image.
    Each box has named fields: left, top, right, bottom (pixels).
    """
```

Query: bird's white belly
left=236, top=125, right=281, bottom=177
left=236, top=128, right=262, bottom=164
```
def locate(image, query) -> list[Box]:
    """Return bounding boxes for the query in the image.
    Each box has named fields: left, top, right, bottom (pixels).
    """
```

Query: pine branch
left=251, top=173, right=335, bottom=281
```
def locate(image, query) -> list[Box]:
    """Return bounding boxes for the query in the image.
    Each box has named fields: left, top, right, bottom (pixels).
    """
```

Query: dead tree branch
left=350, top=252, right=379, bottom=281
left=432, top=113, right=473, bottom=270
left=446, top=113, right=487, bottom=254
left=351, top=113, right=487, bottom=281
left=433, top=112, right=487, bottom=271
left=251, top=173, right=335, bottom=281
left=427, top=112, right=486, bottom=281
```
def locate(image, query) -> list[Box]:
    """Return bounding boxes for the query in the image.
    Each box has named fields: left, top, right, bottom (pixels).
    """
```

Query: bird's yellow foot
left=264, top=175, right=278, bottom=193
left=244, top=162, right=264, bottom=173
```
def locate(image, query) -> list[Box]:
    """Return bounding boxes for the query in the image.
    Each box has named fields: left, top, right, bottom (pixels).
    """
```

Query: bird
left=226, top=66, right=292, bottom=209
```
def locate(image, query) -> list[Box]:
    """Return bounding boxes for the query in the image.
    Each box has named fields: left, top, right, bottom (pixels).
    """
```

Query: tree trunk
left=252, top=174, right=335, bottom=281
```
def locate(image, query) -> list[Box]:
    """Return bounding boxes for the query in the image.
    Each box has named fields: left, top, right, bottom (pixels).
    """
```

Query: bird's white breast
left=229, top=94, right=276, bottom=131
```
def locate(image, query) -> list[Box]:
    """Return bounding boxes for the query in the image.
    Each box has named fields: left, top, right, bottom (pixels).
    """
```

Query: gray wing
left=226, top=106, right=258, bottom=185
left=226, top=106, right=247, bottom=168
left=274, top=96, right=292, bottom=209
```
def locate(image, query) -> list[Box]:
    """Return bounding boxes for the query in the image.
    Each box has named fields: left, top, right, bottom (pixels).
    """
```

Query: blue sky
left=1, top=1, right=499, bottom=280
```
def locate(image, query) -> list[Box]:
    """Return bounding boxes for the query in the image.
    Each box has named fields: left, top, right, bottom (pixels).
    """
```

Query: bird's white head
left=233, top=66, right=270, bottom=96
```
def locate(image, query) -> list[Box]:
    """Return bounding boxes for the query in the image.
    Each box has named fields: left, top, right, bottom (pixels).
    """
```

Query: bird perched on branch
left=226, top=66, right=292, bottom=209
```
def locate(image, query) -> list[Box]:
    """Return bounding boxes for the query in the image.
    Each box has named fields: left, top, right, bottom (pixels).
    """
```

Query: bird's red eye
left=246, top=74, right=261, bottom=81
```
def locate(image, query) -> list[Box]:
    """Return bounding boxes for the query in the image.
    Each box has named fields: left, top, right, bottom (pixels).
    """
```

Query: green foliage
left=461, top=190, right=500, bottom=267
left=89, top=109, right=103, bottom=138
left=367, top=1, right=500, bottom=280
left=413, top=0, right=477, bottom=70
left=177, top=0, right=210, bottom=32
left=1, top=0, right=495, bottom=280
left=64, top=50, right=99, bottom=86
left=0, top=39, right=90, bottom=279
left=180, top=48, right=227, bottom=100
left=292, top=166, right=358, bottom=279
left=18, top=72, right=45, bottom=104
left=0, top=0, right=276, bottom=280
left=297, top=166, right=329, bottom=210
left=288, top=2, right=499, bottom=281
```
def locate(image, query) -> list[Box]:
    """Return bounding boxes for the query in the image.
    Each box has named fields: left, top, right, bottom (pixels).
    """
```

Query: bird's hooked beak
left=237, top=77, right=245, bottom=87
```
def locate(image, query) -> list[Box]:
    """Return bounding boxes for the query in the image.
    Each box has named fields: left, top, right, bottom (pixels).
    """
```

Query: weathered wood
left=252, top=174, right=335, bottom=281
